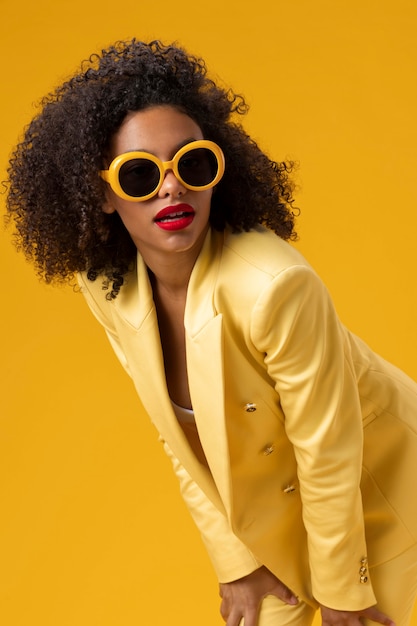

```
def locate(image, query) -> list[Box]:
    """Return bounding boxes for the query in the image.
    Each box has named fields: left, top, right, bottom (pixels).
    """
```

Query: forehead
left=109, top=106, right=204, bottom=156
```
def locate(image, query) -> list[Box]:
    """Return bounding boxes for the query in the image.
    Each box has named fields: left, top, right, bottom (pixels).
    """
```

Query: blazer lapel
left=113, top=247, right=226, bottom=512
left=185, top=230, right=232, bottom=515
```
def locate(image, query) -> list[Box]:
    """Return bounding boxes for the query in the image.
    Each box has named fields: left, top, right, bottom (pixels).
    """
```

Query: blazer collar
left=182, top=229, right=232, bottom=510
left=112, top=227, right=225, bottom=333
left=184, top=227, right=224, bottom=336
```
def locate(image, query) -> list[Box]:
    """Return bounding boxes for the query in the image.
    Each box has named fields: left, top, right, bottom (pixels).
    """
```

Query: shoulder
left=77, top=271, right=117, bottom=329
left=78, top=262, right=139, bottom=306
left=221, top=226, right=311, bottom=277
left=77, top=271, right=117, bottom=307
left=212, top=227, right=324, bottom=322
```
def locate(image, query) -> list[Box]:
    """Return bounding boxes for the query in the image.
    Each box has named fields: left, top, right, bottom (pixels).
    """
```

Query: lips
left=154, top=203, right=196, bottom=231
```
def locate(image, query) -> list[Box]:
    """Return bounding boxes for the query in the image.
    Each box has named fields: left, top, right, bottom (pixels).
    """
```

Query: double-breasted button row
left=359, top=557, right=368, bottom=583
left=244, top=402, right=296, bottom=494
left=244, top=404, right=273, bottom=456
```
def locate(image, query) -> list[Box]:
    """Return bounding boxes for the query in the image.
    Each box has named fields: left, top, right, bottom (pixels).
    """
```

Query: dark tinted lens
left=119, top=158, right=160, bottom=197
left=178, top=148, right=218, bottom=187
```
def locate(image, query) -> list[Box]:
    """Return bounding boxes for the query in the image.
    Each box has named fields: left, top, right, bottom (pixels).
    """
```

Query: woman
left=6, top=39, right=417, bottom=626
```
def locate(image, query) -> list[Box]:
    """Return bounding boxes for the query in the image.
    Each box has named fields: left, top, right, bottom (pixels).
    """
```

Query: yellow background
left=1, top=1, right=416, bottom=624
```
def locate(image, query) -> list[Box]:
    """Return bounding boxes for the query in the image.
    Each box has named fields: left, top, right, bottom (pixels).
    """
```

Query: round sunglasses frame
left=100, top=139, right=225, bottom=202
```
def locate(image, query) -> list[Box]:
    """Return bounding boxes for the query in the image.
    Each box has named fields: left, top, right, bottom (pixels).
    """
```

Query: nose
left=157, top=168, right=186, bottom=198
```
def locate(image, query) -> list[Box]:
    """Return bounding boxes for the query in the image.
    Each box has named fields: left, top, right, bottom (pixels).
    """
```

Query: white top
left=171, top=400, right=208, bottom=466
left=171, top=400, right=196, bottom=424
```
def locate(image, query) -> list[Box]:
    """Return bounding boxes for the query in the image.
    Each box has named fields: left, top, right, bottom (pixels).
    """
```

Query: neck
left=147, top=254, right=193, bottom=298
left=138, top=227, right=209, bottom=297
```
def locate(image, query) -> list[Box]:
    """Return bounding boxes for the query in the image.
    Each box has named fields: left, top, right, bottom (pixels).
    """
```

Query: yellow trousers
left=250, top=543, right=417, bottom=626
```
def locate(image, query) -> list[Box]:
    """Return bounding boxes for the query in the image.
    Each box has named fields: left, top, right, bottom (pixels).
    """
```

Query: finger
left=271, top=580, right=299, bottom=605
left=226, top=606, right=260, bottom=626
left=220, top=596, right=230, bottom=621
left=362, top=606, right=396, bottom=626
left=224, top=608, right=244, bottom=626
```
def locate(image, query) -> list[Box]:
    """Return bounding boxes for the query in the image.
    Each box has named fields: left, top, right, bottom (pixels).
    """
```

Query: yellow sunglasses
left=100, top=140, right=225, bottom=202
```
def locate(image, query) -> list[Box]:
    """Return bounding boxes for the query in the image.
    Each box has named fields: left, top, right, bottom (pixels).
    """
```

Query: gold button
left=244, top=403, right=257, bottom=412
left=283, top=485, right=296, bottom=494
left=263, top=444, right=275, bottom=456
left=359, top=557, right=368, bottom=583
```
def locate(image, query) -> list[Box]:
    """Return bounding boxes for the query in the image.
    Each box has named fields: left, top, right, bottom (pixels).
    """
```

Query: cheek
left=108, top=199, right=147, bottom=234
left=201, top=189, right=214, bottom=209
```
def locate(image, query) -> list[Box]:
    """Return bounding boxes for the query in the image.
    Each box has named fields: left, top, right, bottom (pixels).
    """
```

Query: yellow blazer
left=78, top=226, right=417, bottom=611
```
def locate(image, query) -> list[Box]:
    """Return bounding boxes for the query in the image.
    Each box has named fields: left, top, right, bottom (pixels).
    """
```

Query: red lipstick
left=154, top=204, right=195, bottom=231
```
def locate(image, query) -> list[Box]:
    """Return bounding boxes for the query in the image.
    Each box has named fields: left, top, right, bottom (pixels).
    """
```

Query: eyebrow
left=124, top=137, right=200, bottom=157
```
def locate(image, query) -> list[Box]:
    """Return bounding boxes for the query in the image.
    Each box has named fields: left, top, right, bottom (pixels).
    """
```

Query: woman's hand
left=219, top=565, right=298, bottom=626
left=320, top=604, right=396, bottom=626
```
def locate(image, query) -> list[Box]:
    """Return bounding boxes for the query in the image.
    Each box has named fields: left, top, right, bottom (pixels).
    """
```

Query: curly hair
left=6, top=39, right=298, bottom=298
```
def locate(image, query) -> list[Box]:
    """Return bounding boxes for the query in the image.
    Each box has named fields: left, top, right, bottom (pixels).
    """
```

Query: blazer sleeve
left=77, top=272, right=262, bottom=583
left=251, top=264, right=377, bottom=611
left=161, top=439, right=262, bottom=582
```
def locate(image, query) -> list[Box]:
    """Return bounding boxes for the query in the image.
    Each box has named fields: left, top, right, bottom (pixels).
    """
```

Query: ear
left=100, top=156, right=116, bottom=214
left=101, top=185, right=117, bottom=214
left=101, top=198, right=117, bottom=214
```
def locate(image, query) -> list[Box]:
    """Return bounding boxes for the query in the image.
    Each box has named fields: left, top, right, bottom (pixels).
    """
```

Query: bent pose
left=6, top=40, right=417, bottom=625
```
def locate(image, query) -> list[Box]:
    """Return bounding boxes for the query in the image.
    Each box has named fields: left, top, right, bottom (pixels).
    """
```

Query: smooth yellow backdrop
left=1, top=1, right=416, bottom=625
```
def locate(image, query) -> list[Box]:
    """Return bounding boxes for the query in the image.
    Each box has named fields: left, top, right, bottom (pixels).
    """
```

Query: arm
left=161, top=438, right=263, bottom=583
left=78, top=272, right=262, bottom=582
left=162, top=440, right=304, bottom=625
left=239, top=264, right=396, bottom=626
left=251, top=264, right=375, bottom=610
